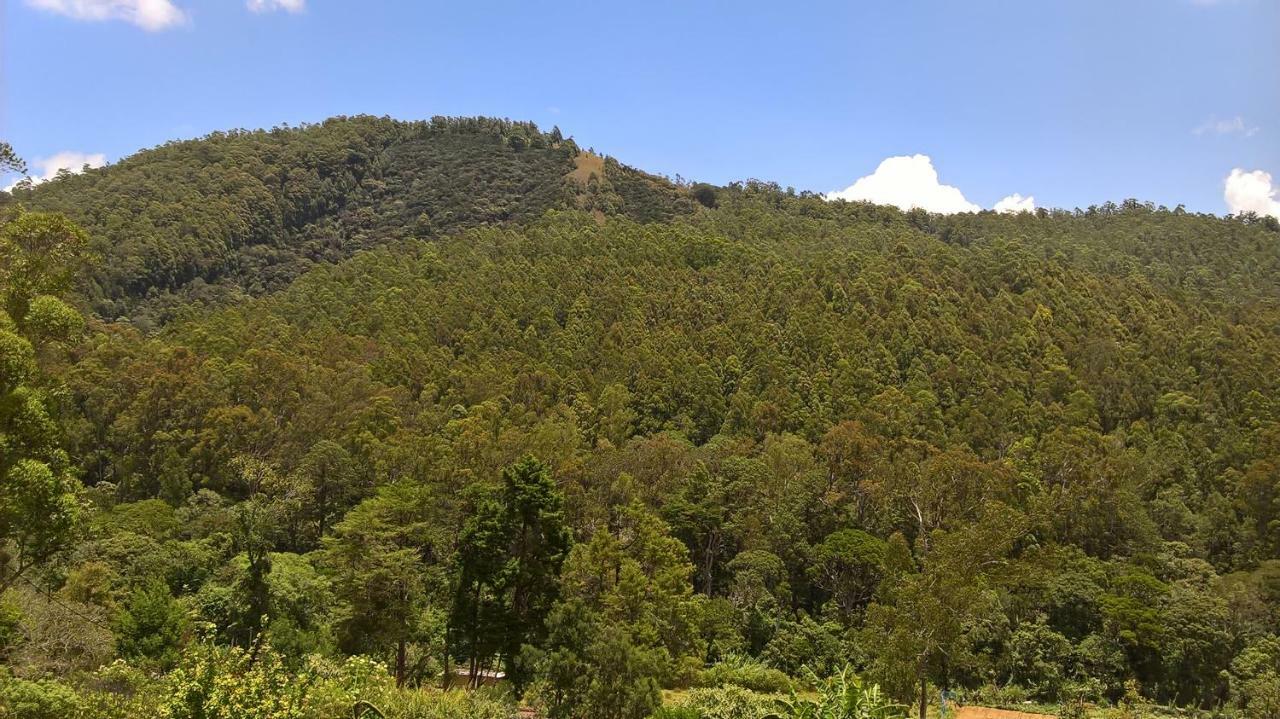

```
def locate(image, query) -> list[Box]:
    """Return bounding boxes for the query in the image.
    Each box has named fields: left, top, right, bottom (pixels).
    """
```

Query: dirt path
left=954, top=707, right=1057, bottom=719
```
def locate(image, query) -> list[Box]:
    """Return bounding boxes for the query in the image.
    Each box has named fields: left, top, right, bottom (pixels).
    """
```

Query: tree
left=0, top=208, right=86, bottom=595
left=864, top=506, right=1026, bottom=719
left=530, top=599, right=664, bottom=719
left=227, top=458, right=279, bottom=650
left=0, top=208, right=89, bottom=325
left=809, top=529, right=886, bottom=619
left=528, top=500, right=699, bottom=715
left=450, top=455, right=572, bottom=689
left=323, top=481, right=449, bottom=686
left=116, top=579, right=189, bottom=669
left=0, top=142, right=24, bottom=176
left=275, top=440, right=362, bottom=549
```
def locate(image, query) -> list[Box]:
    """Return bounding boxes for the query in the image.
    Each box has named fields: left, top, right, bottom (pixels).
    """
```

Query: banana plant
left=768, top=666, right=906, bottom=719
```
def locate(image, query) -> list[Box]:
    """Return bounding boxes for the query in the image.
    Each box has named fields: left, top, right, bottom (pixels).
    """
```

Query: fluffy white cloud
left=995, top=193, right=1036, bottom=214
left=3, top=151, right=107, bottom=192
left=26, top=0, right=187, bottom=30
left=826, top=154, right=981, bottom=214
left=246, top=0, right=304, bottom=13
left=1224, top=168, right=1280, bottom=219
left=1194, top=115, right=1259, bottom=137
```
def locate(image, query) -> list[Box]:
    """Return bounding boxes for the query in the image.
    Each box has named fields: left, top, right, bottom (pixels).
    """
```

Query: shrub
left=0, top=676, right=85, bottom=719
left=651, top=705, right=703, bottom=719
left=116, top=580, right=189, bottom=669
left=696, top=655, right=793, bottom=694
left=770, top=666, right=905, bottom=719
left=680, top=686, right=782, bottom=719
left=162, top=641, right=313, bottom=719
left=360, top=685, right=514, bottom=719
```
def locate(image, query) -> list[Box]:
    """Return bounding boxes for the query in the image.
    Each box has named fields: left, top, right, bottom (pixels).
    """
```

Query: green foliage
left=0, top=208, right=85, bottom=596
left=808, top=530, right=885, bottom=619
left=529, top=504, right=697, bottom=719
left=696, top=655, right=793, bottom=694
left=999, top=618, right=1074, bottom=701
left=0, top=207, right=89, bottom=325
left=449, top=455, right=572, bottom=690
left=530, top=601, right=664, bottom=719
left=11, top=116, right=690, bottom=327
left=864, top=508, right=1026, bottom=709
left=769, top=667, right=905, bottom=719
left=6, top=120, right=1280, bottom=716
left=0, top=142, right=26, bottom=176
left=650, top=706, right=704, bottom=719
left=322, top=480, right=450, bottom=685
left=760, top=616, right=846, bottom=678
left=116, top=579, right=190, bottom=668
left=162, top=640, right=313, bottom=719
left=0, top=675, right=85, bottom=719
left=678, top=686, right=782, bottom=719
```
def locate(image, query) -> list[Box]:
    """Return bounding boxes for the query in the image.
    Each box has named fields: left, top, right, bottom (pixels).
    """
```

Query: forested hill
left=3, top=115, right=694, bottom=328
left=5, top=119, right=1280, bottom=718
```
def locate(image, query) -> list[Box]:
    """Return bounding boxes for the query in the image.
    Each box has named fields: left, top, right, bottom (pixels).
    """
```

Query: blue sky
left=4, top=0, right=1278, bottom=215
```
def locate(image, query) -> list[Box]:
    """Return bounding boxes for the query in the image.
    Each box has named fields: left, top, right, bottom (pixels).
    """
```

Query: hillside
left=3, top=115, right=694, bottom=328
left=2, top=121, right=1280, bottom=719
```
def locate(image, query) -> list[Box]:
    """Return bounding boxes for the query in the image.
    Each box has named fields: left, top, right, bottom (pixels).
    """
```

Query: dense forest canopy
left=5, top=116, right=691, bottom=329
left=1, top=117, right=1279, bottom=719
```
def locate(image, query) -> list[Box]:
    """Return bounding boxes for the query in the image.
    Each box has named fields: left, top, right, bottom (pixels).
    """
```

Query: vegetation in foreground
left=2, top=122, right=1280, bottom=718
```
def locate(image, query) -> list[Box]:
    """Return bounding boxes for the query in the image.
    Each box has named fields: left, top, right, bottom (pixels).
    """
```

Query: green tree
left=809, top=529, right=886, bottom=619
left=116, top=579, right=190, bottom=669
left=0, top=142, right=26, bottom=175
left=0, top=207, right=86, bottom=594
left=450, top=455, right=572, bottom=689
left=528, top=500, right=699, bottom=716
left=864, top=506, right=1026, bottom=719
left=530, top=598, right=664, bottom=719
left=323, top=480, right=448, bottom=686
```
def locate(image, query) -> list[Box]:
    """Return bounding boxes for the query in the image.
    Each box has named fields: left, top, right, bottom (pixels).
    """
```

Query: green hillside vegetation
left=2, top=120, right=1280, bottom=719
left=4, top=116, right=692, bottom=329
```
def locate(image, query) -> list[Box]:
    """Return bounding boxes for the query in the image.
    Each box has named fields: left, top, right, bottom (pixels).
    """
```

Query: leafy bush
left=162, top=640, right=313, bottom=719
left=115, top=579, right=190, bottom=669
left=966, top=682, right=1030, bottom=708
left=760, top=617, right=846, bottom=678
left=679, top=686, right=782, bottom=719
left=651, top=705, right=704, bottom=719
left=0, top=676, right=85, bottom=719
left=696, top=655, right=793, bottom=694
left=357, top=686, right=515, bottom=719
left=770, top=667, right=904, bottom=719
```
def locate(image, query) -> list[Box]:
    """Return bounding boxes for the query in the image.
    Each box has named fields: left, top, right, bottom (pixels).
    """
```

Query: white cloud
left=25, top=0, right=187, bottom=30
left=1194, top=115, right=1259, bottom=137
left=1224, top=168, right=1280, bottom=219
left=246, top=0, right=304, bottom=13
left=995, top=193, right=1036, bottom=214
left=3, top=151, right=107, bottom=192
left=826, top=154, right=981, bottom=214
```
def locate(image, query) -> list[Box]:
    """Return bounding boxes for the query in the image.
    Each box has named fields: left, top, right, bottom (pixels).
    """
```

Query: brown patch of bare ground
left=567, top=152, right=604, bottom=186
left=954, top=706, right=1057, bottom=719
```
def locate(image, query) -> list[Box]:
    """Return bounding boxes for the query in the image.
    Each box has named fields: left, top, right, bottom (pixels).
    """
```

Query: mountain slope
left=6, top=119, right=1280, bottom=714
left=5, top=115, right=694, bottom=327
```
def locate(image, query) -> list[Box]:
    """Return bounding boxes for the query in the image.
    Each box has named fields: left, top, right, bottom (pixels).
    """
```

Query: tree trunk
left=395, top=638, right=407, bottom=687
left=919, top=673, right=927, bottom=719
left=468, top=582, right=482, bottom=688
left=442, top=635, right=452, bottom=689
